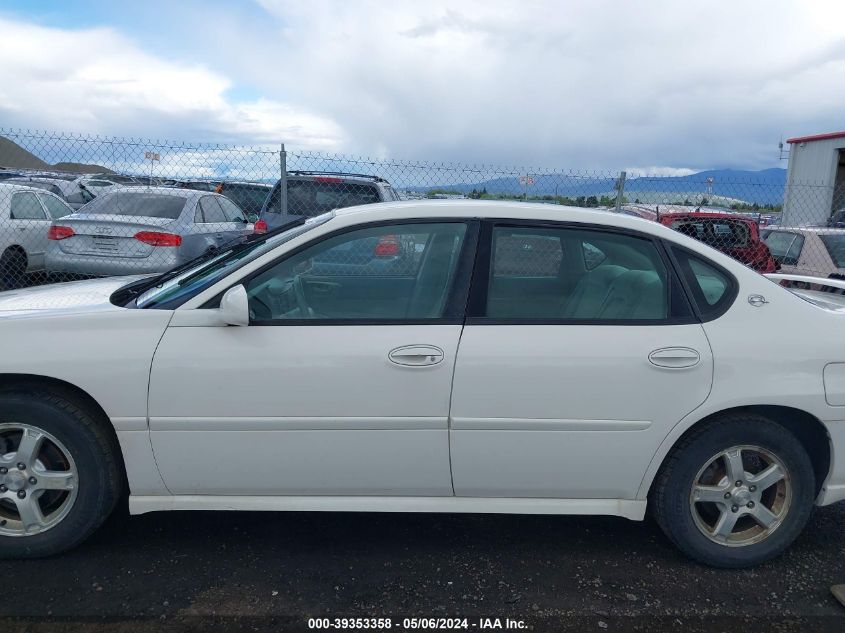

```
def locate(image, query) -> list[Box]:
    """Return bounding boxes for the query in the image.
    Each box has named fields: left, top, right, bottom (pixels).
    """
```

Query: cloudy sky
left=1, top=0, right=844, bottom=172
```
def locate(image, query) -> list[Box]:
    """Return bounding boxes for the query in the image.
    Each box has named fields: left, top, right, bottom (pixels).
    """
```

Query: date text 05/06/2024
left=307, top=617, right=528, bottom=630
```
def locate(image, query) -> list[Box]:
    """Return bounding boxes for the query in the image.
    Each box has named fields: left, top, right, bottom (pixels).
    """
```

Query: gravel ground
left=1, top=501, right=844, bottom=632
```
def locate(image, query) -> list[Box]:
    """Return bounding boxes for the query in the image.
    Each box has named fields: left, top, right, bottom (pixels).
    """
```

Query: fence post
left=279, top=143, right=288, bottom=216
left=614, top=170, right=627, bottom=213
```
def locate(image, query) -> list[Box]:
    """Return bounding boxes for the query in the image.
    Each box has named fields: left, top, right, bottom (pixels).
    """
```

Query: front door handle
left=648, top=347, right=701, bottom=369
left=388, top=345, right=444, bottom=367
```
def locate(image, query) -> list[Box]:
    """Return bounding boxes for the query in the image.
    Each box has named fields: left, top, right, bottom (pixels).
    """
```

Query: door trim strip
left=148, top=416, right=448, bottom=431
left=450, top=417, right=651, bottom=431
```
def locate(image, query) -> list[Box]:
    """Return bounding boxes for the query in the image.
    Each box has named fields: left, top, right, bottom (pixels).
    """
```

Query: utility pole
left=279, top=143, right=288, bottom=215
left=614, top=171, right=627, bottom=213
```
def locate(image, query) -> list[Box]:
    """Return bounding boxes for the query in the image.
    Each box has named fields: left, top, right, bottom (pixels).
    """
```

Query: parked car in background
left=176, top=180, right=220, bottom=192
left=5, top=176, right=95, bottom=209
left=214, top=181, right=272, bottom=221
left=0, top=183, right=73, bottom=287
left=658, top=210, right=778, bottom=273
left=45, top=187, right=251, bottom=276
left=255, top=171, right=401, bottom=233
left=78, top=173, right=142, bottom=186
left=620, top=206, right=658, bottom=221
left=0, top=200, right=843, bottom=568
left=761, top=227, right=845, bottom=279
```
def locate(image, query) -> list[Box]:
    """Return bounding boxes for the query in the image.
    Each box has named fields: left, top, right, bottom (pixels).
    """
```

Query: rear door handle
left=648, top=347, right=701, bottom=369
left=388, top=345, right=444, bottom=367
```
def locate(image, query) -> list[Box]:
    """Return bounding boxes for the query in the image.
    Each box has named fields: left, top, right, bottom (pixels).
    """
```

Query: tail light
left=254, top=219, right=268, bottom=234
left=374, top=235, right=400, bottom=257
left=48, top=226, right=75, bottom=240
left=134, top=231, right=182, bottom=247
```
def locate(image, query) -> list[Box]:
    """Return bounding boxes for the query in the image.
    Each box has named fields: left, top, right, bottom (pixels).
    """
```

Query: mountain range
left=416, top=168, right=787, bottom=205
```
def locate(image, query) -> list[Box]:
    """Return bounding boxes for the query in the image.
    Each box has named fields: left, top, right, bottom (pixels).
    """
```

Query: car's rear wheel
left=0, top=390, right=122, bottom=558
left=0, top=248, right=27, bottom=290
left=651, top=413, right=815, bottom=568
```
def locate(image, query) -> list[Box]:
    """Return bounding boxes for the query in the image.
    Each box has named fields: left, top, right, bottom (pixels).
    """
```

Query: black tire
left=651, top=412, right=815, bottom=568
left=0, top=390, right=122, bottom=558
left=0, top=248, right=27, bottom=290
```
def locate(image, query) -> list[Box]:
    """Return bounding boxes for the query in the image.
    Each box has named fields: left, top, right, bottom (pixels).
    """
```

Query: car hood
left=0, top=276, right=150, bottom=315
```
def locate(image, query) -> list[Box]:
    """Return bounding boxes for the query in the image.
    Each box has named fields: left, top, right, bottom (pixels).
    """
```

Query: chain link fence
left=0, top=127, right=843, bottom=292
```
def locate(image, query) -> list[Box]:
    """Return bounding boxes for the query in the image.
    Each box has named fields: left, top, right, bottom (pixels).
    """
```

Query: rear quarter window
left=671, top=247, right=737, bottom=319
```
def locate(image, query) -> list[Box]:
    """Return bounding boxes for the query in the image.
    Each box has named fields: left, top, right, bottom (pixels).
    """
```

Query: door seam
left=446, top=321, right=467, bottom=496
left=145, top=312, right=177, bottom=495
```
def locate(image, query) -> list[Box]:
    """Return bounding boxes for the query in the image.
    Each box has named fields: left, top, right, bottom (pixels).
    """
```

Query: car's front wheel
left=0, top=389, right=122, bottom=558
left=651, top=413, right=816, bottom=568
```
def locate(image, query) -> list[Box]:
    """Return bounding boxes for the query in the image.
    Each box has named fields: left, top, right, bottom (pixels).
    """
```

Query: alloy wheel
left=689, top=444, right=791, bottom=547
left=0, top=423, right=78, bottom=537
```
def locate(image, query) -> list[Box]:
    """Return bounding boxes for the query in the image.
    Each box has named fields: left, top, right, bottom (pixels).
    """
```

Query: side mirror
left=219, top=285, right=249, bottom=326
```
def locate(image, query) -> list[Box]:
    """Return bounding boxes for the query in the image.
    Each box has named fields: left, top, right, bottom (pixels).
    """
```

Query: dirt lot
left=1, top=501, right=844, bottom=632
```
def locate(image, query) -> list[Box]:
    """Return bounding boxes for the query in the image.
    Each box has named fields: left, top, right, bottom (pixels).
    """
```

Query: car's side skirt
left=129, top=495, right=646, bottom=520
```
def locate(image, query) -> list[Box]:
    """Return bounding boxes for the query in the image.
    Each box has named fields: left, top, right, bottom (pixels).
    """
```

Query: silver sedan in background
left=46, top=187, right=251, bottom=276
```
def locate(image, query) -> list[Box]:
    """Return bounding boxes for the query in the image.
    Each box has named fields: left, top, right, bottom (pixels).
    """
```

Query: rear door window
left=10, top=192, right=47, bottom=220
left=485, top=226, right=671, bottom=321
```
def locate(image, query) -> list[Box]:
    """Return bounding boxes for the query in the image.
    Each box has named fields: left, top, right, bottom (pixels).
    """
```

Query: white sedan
left=0, top=200, right=842, bottom=567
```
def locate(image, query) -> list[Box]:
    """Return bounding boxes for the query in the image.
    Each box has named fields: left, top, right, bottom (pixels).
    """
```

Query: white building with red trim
left=784, top=131, right=845, bottom=226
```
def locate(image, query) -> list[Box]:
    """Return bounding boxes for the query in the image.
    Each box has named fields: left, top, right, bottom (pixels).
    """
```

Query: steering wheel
left=248, top=294, right=271, bottom=321
left=292, top=274, right=310, bottom=317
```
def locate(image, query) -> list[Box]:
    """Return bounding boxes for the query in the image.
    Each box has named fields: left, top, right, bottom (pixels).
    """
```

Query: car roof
left=659, top=211, right=752, bottom=221
left=330, top=199, right=680, bottom=234
left=99, top=186, right=203, bottom=199
left=0, top=182, right=55, bottom=193
left=220, top=181, right=272, bottom=187
left=287, top=172, right=389, bottom=185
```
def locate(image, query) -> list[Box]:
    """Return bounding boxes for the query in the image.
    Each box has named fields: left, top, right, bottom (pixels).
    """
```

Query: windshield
left=79, top=191, right=187, bottom=219
left=135, top=212, right=334, bottom=308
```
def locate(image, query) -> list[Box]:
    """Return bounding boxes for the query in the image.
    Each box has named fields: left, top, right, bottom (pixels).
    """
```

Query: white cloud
left=4, top=1, right=845, bottom=171
left=249, top=0, right=845, bottom=169
left=0, top=17, right=344, bottom=150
